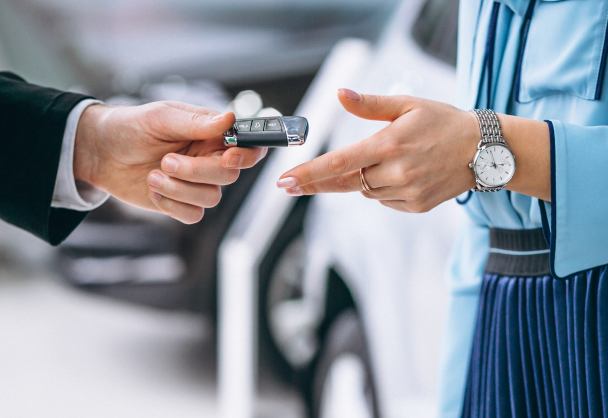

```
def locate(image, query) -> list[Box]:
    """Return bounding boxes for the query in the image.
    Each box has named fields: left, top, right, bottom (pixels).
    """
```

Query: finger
left=146, top=102, right=236, bottom=141
left=148, top=190, right=205, bottom=224
left=161, top=153, right=240, bottom=185
left=337, top=89, right=415, bottom=122
left=222, top=147, right=268, bottom=169
left=161, top=101, right=218, bottom=116
left=284, top=170, right=361, bottom=195
left=284, top=169, right=403, bottom=198
left=148, top=171, right=223, bottom=208
left=277, top=141, right=381, bottom=189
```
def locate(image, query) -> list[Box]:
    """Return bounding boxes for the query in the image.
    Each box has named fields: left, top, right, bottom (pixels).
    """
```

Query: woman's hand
left=277, top=89, right=550, bottom=212
left=74, top=101, right=267, bottom=223
left=277, top=89, right=479, bottom=213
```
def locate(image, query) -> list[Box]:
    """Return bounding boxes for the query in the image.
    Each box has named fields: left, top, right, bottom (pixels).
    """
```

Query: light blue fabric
left=439, top=0, right=608, bottom=416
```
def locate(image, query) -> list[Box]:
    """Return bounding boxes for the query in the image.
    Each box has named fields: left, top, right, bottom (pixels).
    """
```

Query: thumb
left=337, top=89, right=414, bottom=122
left=146, top=103, right=236, bottom=141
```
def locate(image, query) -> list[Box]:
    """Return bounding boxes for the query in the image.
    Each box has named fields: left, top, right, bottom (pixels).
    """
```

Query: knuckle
left=163, top=178, right=180, bottom=196
left=392, top=165, right=409, bottom=184
left=334, top=175, right=351, bottom=193
left=165, top=156, right=188, bottom=177
left=301, top=184, right=317, bottom=195
left=406, top=193, right=431, bottom=213
left=368, top=95, right=381, bottom=109
left=328, top=154, right=349, bottom=175
left=409, top=203, right=426, bottom=213
left=188, top=112, right=203, bottom=128
left=381, top=136, right=403, bottom=155
left=406, top=184, right=425, bottom=200
left=361, top=190, right=375, bottom=199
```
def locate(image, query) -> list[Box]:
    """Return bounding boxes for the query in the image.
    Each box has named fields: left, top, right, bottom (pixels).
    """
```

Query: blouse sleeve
left=542, top=120, right=608, bottom=278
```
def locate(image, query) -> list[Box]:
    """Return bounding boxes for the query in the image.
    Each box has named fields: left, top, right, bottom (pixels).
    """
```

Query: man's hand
left=74, top=101, right=267, bottom=223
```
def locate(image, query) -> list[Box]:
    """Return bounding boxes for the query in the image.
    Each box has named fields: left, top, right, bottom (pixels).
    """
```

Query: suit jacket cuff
left=0, top=72, right=95, bottom=245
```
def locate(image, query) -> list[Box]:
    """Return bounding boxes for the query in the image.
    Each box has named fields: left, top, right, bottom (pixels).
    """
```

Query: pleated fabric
left=462, top=266, right=608, bottom=418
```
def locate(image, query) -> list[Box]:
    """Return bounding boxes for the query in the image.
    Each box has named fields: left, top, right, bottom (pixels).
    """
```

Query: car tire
left=258, top=196, right=313, bottom=382
left=312, top=309, right=380, bottom=418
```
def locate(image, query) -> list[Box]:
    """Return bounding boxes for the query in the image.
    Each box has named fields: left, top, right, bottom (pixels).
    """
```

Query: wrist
left=498, top=113, right=551, bottom=201
left=73, top=104, right=111, bottom=188
left=462, top=109, right=481, bottom=190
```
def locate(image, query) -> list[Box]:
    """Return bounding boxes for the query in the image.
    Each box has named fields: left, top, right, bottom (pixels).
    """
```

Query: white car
left=218, top=0, right=464, bottom=417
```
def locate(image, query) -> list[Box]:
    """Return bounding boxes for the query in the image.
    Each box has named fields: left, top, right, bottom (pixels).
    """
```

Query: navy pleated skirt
left=461, top=229, right=608, bottom=418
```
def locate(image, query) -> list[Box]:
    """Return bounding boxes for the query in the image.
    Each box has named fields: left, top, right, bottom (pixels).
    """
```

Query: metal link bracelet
left=470, top=109, right=503, bottom=144
left=469, top=109, right=509, bottom=193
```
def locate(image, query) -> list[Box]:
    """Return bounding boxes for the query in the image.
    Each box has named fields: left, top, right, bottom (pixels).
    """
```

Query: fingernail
left=340, top=88, right=361, bottom=101
left=277, top=177, right=297, bottom=189
left=162, top=156, right=178, bottom=173
left=148, top=173, right=163, bottom=188
left=149, top=190, right=161, bottom=201
left=286, top=187, right=303, bottom=196
left=226, top=154, right=244, bottom=168
left=212, top=113, right=225, bottom=121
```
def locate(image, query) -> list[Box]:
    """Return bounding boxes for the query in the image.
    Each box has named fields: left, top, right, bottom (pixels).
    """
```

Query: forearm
left=496, top=114, right=551, bottom=202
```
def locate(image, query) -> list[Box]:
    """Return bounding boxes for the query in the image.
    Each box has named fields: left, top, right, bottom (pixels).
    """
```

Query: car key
left=223, top=116, right=308, bottom=147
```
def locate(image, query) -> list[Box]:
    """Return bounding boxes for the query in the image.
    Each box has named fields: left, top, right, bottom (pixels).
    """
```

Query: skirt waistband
left=485, top=228, right=550, bottom=276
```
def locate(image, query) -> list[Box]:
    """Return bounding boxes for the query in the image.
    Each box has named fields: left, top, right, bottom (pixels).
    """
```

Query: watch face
left=474, top=144, right=515, bottom=187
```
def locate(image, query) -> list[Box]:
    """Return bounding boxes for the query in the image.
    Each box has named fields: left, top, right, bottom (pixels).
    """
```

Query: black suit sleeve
left=0, top=71, right=96, bottom=245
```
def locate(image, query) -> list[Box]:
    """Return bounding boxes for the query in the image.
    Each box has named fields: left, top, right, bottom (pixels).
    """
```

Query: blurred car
left=0, top=0, right=461, bottom=415
left=217, top=0, right=462, bottom=416
left=0, top=0, right=396, bottom=95
left=0, top=0, right=397, bottom=317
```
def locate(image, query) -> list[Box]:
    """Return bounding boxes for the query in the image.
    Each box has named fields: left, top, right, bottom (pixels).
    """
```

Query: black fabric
left=462, top=267, right=608, bottom=418
left=489, top=228, right=549, bottom=252
left=0, top=72, right=94, bottom=245
left=485, top=228, right=551, bottom=276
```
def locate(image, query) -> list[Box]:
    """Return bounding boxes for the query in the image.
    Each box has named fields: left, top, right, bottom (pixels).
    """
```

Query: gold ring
left=360, top=167, right=372, bottom=192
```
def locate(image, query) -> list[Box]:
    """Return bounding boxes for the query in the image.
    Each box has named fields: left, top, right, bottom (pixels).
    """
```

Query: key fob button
left=235, top=120, right=252, bottom=132
left=251, top=120, right=264, bottom=131
left=264, top=119, right=282, bottom=131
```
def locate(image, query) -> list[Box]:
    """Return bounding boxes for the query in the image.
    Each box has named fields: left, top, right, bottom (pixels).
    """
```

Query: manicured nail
left=162, top=156, right=178, bottom=173
left=226, top=154, right=244, bottom=168
left=286, top=187, right=303, bottom=196
left=212, top=113, right=225, bottom=121
left=340, top=88, right=361, bottom=101
left=276, top=177, right=297, bottom=189
left=149, top=190, right=162, bottom=201
left=148, top=173, right=163, bottom=188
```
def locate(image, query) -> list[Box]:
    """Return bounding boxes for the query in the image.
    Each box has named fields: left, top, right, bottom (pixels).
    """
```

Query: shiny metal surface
left=281, top=116, right=308, bottom=146
left=469, top=109, right=514, bottom=192
left=224, top=136, right=238, bottom=147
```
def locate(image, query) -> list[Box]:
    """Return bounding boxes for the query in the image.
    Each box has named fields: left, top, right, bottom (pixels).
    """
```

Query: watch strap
left=470, top=109, right=505, bottom=145
left=470, top=109, right=508, bottom=192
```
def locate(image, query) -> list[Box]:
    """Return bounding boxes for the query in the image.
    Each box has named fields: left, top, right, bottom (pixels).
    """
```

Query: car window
left=411, top=0, right=459, bottom=67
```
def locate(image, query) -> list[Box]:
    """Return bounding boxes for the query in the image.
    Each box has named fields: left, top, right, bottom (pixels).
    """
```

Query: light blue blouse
left=439, top=1, right=608, bottom=416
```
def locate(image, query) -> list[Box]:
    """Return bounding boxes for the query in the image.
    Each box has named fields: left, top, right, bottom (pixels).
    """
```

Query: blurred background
left=0, top=0, right=462, bottom=417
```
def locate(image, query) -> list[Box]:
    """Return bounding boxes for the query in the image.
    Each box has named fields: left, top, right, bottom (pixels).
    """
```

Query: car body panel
left=218, top=0, right=462, bottom=416
left=300, top=1, right=461, bottom=416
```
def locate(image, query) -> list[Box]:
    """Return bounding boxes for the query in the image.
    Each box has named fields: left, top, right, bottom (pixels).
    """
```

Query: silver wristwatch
left=468, top=109, right=516, bottom=192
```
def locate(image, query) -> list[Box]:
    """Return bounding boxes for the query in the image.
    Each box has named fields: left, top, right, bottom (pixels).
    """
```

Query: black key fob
left=223, top=116, right=308, bottom=148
